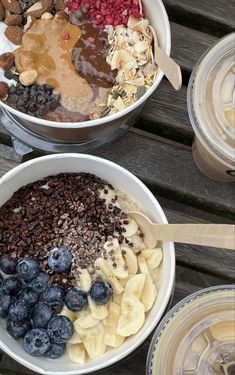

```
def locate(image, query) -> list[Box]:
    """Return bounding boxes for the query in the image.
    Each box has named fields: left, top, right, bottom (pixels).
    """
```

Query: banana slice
left=105, top=302, right=125, bottom=348
left=121, top=245, right=138, bottom=274
left=112, top=293, right=123, bottom=305
left=142, top=248, right=163, bottom=270
left=105, top=239, right=128, bottom=280
left=74, top=325, right=88, bottom=339
left=75, top=314, right=99, bottom=329
left=137, top=255, right=157, bottom=311
left=117, top=294, right=145, bottom=337
left=95, top=258, right=124, bottom=295
left=88, top=296, right=108, bottom=320
left=127, top=233, right=147, bottom=250
left=141, top=274, right=157, bottom=312
left=78, top=268, right=92, bottom=292
left=125, top=274, right=146, bottom=300
left=83, top=323, right=106, bottom=359
left=67, top=343, right=86, bottom=364
left=68, top=331, right=82, bottom=344
left=122, top=217, right=138, bottom=237
left=138, top=254, right=151, bottom=275
left=59, top=306, right=77, bottom=322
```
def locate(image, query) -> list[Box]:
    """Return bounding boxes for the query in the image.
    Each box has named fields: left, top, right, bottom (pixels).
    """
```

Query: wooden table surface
left=0, top=1, right=234, bottom=374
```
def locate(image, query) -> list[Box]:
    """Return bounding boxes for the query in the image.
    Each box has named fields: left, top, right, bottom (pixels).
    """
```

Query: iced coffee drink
left=188, top=33, right=235, bottom=182
left=147, top=286, right=235, bottom=375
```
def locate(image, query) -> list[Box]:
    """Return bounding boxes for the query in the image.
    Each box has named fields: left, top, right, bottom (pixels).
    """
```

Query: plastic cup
left=147, top=285, right=235, bottom=375
left=188, top=33, right=235, bottom=182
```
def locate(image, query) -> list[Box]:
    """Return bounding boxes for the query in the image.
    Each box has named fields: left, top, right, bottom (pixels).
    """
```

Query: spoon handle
left=155, top=45, right=182, bottom=91
left=153, top=224, right=235, bottom=249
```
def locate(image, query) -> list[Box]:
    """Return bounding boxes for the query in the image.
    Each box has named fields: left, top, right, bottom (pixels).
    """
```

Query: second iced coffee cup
left=188, top=33, right=235, bottom=182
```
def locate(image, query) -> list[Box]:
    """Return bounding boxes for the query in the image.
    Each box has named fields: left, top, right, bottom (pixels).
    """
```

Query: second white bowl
left=0, top=154, right=175, bottom=374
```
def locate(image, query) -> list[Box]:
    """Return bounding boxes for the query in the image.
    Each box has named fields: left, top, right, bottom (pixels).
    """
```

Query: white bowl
left=0, top=0, right=171, bottom=142
left=0, top=154, right=175, bottom=374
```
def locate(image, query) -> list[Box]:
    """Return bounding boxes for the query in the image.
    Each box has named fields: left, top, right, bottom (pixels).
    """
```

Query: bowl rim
left=0, top=0, right=171, bottom=129
left=0, top=153, right=175, bottom=375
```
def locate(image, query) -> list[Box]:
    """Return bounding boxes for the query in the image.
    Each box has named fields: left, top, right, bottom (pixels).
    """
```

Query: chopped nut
left=19, top=69, right=38, bottom=86
left=41, top=12, right=53, bottom=19
left=24, top=15, right=36, bottom=31
left=0, top=81, right=9, bottom=100
left=0, top=52, right=15, bottom=70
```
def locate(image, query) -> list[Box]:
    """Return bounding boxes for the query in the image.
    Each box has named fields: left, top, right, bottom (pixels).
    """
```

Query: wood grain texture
left=0, top=157, right=18, bottom=178
left=165, top=0, right=235, bottom=36
left=170, top=22, right=218, bottom=74
left=138, top=81, right=193, bottom=145
left=90, top=130, right=235, bottom=218
left=0, top=265, right=226, bottom=375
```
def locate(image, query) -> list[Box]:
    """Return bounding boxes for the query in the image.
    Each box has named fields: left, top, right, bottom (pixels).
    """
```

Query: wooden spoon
left=149, top=25, right=182, bottom=91
left=128, top=211, right=235, bottom=250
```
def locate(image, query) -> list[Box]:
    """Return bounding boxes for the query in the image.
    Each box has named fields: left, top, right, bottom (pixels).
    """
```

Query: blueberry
left=90, top=281, right=112, bottom=305
left=0, top=273, right=3, bottom=285
left=8, top=299, right=29, bottom=322
left=44, top=342, right=66, bottom=359
left=31, top=302, right=54, bottom=329
left=65, top=288, right=87, bottom=312
left=24, top=329, right=51, bottom=356
left=19, top=287, right=39, bottom=307
left=0, top=255, right=17, bottom=274
left=2, top=276, right=21, bottom=295
left=48, top=316, right=73, bottom=344
left=0, top=288, right=11, bottom=318
left=48, top=247, right=72, bottom=273
left=17, top=257, right=40, bottom=281
left=7, top=319, right=31, bottom=339
left=30, top=272, right=49, bottom=293
left=44, top=285, right=64, bottom=307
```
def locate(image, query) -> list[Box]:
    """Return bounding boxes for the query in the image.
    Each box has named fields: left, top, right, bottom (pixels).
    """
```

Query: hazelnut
left=54, top=11, right=69, bottom=20
left=19, top=69, right=38, bottom=86
left=0, top=52, right=15, bottom=70
left=41, top=12, right=53, bottom=19
left=0, top=81, right=9, bottom=100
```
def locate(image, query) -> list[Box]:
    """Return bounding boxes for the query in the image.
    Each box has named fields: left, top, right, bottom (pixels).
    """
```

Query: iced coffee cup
left=147, top=285, right=235, bottom=375
left=188, top=33, right=235, bottom=182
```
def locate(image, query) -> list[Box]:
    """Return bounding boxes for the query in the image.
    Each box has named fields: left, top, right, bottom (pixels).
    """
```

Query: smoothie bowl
left=0, top=0, right=170, bottom=141
left=0, top=154, right=175, bottom=374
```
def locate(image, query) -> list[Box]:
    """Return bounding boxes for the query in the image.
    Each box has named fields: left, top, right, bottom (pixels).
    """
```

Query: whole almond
left=55, top=0, right=66, bottom=11
left=26, top=0, right=53, bottom=18
left=0, top=52, right=15, bottom=70
left=4, top=25, right=24, bottom=45
left=0, top=0, right=5, bottom=22
left=0, top=82, right=9, bottom=100
left=54, top=10, right=69, bottom=20
left=4, top=14, right=22, bottom=26
left=1, top=0, right=21, bottom=14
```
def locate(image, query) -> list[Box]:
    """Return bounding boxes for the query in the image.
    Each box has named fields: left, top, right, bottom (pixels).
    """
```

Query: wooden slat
left=165, top=0, right=235, bottom=36
left=0, top=130, right=234, bottom=217
left=90, top=130, right=235, bottom=218
left=138, top=81, right=193, bottom=145
left=0, top=264, right=225, bottom=375
left=0, top=156, right=18, bottom=178
left=170, top=22, right=217, bottom=75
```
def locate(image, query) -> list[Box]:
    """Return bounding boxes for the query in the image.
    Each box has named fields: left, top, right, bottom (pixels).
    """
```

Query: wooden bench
left=0, top=0, right=234, bottom=373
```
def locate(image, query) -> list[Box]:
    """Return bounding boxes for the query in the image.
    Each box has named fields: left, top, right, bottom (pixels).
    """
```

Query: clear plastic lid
left=147, top=285, right=235, bottom=375
left=188, top=33, right=235, bottom=167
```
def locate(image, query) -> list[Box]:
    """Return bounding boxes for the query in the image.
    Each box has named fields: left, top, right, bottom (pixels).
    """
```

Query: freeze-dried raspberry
left=67, top=0, right=144, bottom=28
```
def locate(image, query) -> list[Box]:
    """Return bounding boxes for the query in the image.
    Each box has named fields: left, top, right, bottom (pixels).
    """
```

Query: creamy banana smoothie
left=147, top=286, right=235, bottom=375
left=188, top=33, right=235, bottom=182
left=0, top=173, right=163, bottom=362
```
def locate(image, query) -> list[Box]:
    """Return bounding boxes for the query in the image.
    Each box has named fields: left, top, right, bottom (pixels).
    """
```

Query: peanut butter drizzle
left=14, top=19, right=93, bottom=99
